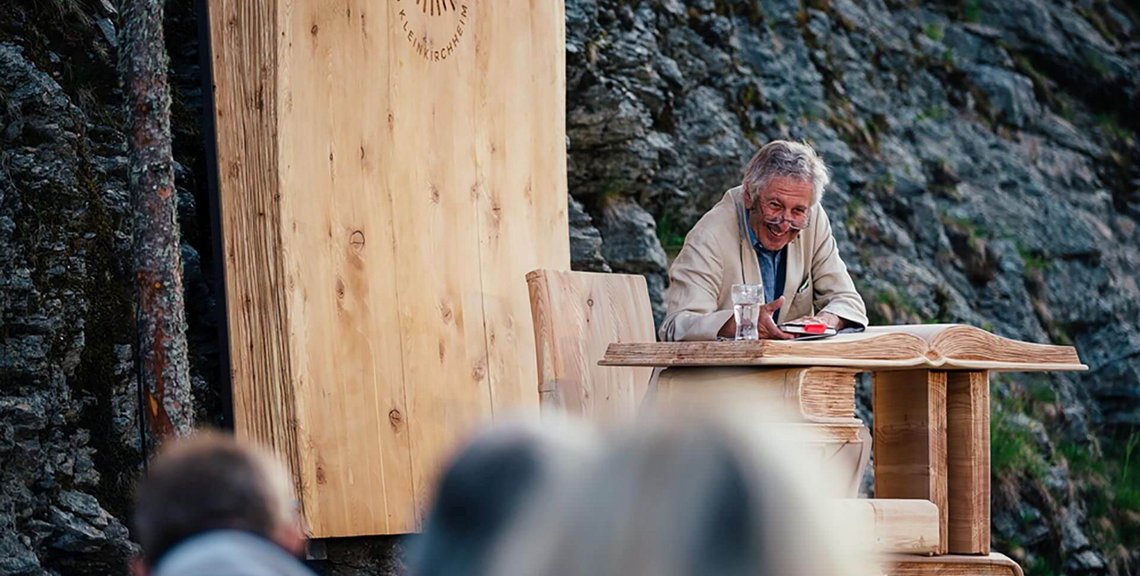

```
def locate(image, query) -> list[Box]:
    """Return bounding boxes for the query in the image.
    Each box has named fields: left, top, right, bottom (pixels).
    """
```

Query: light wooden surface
left=839, top=499, right=940, bottom=555
left=526, top=270, right=655, bottom=420
left=947, top=371, right=991, bottom=554
left=210, top=0, right=568, bottom=537
left=208, top=0, right=305, bottom=517
left=600, top=324, right=1086, bottom=371
left=886, top=553, right=1024, bottom=576
left=653, top=366, right=858, bottom=422
left=874, top=370, right=949, bottom=555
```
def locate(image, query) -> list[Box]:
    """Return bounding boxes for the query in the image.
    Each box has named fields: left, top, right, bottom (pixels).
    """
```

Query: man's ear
left=129, top=554, right=150, bottom=576
left=273, top=519, right=308, bottom=559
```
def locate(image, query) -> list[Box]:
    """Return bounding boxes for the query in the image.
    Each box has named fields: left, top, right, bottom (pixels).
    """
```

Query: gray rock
left=568, top=196, right=611, bottom=273
left=595, top=198, right=668, bottom=324
left=966, top=64, right=1041, bottom=128
left=0, top=36, right=133, bottom=576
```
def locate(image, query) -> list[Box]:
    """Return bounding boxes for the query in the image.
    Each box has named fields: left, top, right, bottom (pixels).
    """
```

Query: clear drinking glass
left=731, top=283, right=764, bottom=341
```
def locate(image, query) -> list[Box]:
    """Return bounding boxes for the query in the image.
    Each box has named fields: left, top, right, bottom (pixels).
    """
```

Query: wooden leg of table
left=874, top=370, right=948, bottom=555
left=947, top=370, right=990, bottom=554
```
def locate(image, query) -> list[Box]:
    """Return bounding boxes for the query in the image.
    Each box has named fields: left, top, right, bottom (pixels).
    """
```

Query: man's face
left=749, top=175, right=813, bottom=251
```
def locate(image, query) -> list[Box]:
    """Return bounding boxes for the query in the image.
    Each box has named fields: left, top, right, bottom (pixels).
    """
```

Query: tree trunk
left=120, top=0, right=194, bottom=445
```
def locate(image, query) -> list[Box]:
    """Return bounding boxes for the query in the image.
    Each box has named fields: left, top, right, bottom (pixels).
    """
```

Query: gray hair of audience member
left=132, top=430, right=301, bottom=566
left=409, top=417, right=599, bottom=576
left=489, top=409, right=875, bottom=576
left=743, top=140, right=831, bottom=205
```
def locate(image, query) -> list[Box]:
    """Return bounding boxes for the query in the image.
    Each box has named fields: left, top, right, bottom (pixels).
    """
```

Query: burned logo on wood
left=396, top=0, right=470, bottom=62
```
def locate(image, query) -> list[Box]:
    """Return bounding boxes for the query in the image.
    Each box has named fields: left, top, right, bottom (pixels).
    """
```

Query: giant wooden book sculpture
left=601, top=324, right=1084, bottom=575
left=601, top=324, right=1084, bottom=371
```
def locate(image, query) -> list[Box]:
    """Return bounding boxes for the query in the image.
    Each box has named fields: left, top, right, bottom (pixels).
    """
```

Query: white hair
left=743, top=140, right=831, bottom=205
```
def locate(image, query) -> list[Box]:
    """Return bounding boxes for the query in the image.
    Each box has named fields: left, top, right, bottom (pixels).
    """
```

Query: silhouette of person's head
left=490, top=405, right=877, bottom=576
left=132, top=431, right=307, bottom=573
left=410, top=418, right=597, bottom=576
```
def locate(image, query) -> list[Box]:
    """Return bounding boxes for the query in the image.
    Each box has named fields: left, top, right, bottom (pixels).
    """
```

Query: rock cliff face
left=0, top=0, right=1137, bottom=575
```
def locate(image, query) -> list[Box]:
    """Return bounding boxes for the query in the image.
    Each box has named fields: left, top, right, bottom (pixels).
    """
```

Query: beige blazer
left=659, top=187, right=868, bottom=341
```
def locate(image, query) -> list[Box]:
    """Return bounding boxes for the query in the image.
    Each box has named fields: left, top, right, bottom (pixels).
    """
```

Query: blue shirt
left=745, top=211, right=787, bottom=321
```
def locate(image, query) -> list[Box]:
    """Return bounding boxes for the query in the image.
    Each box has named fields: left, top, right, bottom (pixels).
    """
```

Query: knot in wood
left=349, top=230, right=366, bottom=251
left=388, top=409, right=403, bottom=426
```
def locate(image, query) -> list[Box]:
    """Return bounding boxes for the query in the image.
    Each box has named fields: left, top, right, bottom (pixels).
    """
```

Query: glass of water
left=731, top=283, right=764, bottom=341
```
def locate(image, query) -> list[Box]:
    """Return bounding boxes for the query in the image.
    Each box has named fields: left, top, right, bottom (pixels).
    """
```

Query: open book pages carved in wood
left=600, top=324, right=1087, bottom=371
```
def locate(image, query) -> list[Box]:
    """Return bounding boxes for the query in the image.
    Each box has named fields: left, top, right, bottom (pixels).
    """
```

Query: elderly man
left=659, top=140, right=867, bottom=342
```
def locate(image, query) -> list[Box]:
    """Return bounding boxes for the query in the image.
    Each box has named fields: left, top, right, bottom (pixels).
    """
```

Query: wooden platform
left=208, top=1, right=568, bottom=537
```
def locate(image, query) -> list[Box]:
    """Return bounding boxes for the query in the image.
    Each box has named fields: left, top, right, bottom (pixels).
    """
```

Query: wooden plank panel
left=947, top=370, right=991, bottom=554
left=874, top=370, right=948, bottom=554
left=526, top=270, right=654, bottom=420
left=275, top=0, right=419, bottom=536
left=886, top=553, right=1023, bottom=576
left=474, top=0, right=570, bottom=417
left=206, top=0, right=305, bottom=511
left=215, top=0, right=567, bottom=537
left=383, top=0, right=495, bottom=531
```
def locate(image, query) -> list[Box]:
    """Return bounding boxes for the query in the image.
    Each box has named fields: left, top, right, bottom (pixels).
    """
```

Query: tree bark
left=121, top=0, right=195, bottom=445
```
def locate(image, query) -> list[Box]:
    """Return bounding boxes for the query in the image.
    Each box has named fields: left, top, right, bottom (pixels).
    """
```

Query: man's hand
left=786, top=311, right=846, bottom=331
left=718, top=296, right=793, bottom=340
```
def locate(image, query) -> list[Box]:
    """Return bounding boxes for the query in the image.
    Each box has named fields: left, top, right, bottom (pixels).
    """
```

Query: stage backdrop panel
left=207, top=0, right=568, bottom=537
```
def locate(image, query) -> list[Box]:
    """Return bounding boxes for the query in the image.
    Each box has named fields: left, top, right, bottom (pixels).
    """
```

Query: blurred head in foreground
left=410, top=417, right=599, bottom=576
left=491, top=398, right=879, bottom=576
left=132, top=430, right=311, bottom=576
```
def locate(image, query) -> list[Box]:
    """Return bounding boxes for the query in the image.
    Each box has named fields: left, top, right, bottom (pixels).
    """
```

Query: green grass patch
left=1017, top=244, right=1048, bottom=273
left=917, top=104, right=949, bottom=122
left=923, top=23, right=945, bottom=42
left=870, top=171, right=896, bottom=194
left=874, top=287, right=920, bottom=319
left=845, top=198, right=864, bottom=231
left=655, top=211, right=687, bottom=254
left=991, top=405, right=1048, bottom=479
left=1096, top=113, right=1132, bottom=141
left=961, top=0, right=981, bottom=22
left=1027, top=382, right=1057, bottom=405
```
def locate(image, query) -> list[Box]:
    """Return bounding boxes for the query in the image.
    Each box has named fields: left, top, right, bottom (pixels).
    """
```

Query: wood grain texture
left=211, top=0, right=567, bottom=537
left=885, top=553, right=1024, bottom=576
left=874, top=370, right=949, bottom=555
left=600, top=325, right=1086, bottom=371
left=207, top=0, right=305, bottom=514
left=475, top=2, right=570, bottom=421
left=800, top=368, right=859, bottom=420
left=653, top=366, right=858, bottom=422
left=839, top=499, right=940, bottom=555
left=947, top=371, right=991, bottom=555
left=526, top=270, right=655, bottom=420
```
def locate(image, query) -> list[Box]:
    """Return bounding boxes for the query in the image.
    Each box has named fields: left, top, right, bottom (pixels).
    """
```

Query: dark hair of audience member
left=132, top=430, right=299, bottom=566
left=410, top=419, right=596, bottom=576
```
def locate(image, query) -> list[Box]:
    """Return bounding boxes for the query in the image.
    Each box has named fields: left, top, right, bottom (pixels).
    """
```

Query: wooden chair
left=525, top=269, right=657, bottom=421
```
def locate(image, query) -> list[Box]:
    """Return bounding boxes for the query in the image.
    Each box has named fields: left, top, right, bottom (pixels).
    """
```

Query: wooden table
left=600, top=325, right=1086, bottom=558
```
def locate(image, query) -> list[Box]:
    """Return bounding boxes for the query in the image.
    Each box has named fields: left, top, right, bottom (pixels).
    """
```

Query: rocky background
left=0, top=0, right=1137, bottom=575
